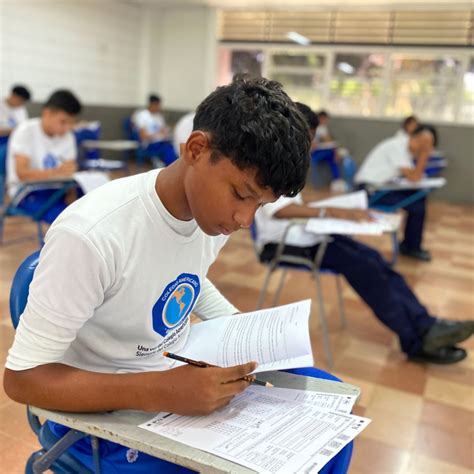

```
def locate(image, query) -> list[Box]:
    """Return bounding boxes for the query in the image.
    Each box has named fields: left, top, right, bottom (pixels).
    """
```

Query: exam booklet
left=176, top=299, right=314, bottom=374
left=140, top=385, right=371, bottom=473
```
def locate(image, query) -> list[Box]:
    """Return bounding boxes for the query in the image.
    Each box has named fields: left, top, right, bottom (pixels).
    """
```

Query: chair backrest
left=123, top=116, right=140, bottom=141
left=74, top=122, right=101, bottom=160
left=9, top=250, right=41, bottom=329
left=0, top=143, right=7, bottom=208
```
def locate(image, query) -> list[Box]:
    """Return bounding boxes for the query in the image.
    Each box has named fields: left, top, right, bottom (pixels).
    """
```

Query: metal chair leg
left=32, top=429, right=88, bottom=473
left=257, top=266, right=274, bottom=309
left=272, top=268, right=287, bottom=306
left=390, top=230, right=399, bottom=266
left=91, top=436, right=101, bottom=474
left=314, top=271, right=333, bottom=368
left=335, top=275, right=347, bottom=328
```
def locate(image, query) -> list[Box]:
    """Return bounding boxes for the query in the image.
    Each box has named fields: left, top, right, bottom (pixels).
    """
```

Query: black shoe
left=399, top=243, right=432, bottom=262
left=409, top=346, right=467, bottom=365
left=422, top=318, right=474, bottom=352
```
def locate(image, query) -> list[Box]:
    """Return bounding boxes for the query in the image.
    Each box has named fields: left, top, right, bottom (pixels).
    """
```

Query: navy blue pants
left=145, top=141, right=178, bottom=166
left=261, top=235, right=436, bottom=355
left=370, top=190, right=427, bottom=251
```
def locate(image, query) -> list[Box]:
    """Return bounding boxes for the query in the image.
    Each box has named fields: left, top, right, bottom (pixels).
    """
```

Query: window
left=266, top=51, right=327, bottom=111
left=385, top=54, right=462, bottom=121
left=460, top=57, right=474, bottom=124
left=217, top=48, right=263, bottom=86
left=329, top=53, right=385, bottom=116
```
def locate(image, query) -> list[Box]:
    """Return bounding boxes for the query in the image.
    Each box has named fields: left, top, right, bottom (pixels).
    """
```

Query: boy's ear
left=182, top=131, right=212, bottom=165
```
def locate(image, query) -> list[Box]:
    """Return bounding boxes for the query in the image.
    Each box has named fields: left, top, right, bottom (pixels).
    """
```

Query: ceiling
left=126, top=0, right=473, bottom=11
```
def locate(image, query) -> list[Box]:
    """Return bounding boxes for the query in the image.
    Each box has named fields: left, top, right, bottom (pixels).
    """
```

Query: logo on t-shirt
left=43, top=153, right=59, bottom=169
left=152, top=273, right=200, bottom=336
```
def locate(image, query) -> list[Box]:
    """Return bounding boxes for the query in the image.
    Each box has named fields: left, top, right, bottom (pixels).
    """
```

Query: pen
left=163, top=351, right=273, bottom=388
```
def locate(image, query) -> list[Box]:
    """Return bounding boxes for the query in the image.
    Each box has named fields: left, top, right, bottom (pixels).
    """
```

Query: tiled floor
left=0, top=170, right=473, bottom=473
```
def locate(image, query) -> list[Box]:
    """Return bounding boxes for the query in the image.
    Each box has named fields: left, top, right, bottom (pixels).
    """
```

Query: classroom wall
left=141, top=6, right=218, bottom=110
left=0, top=0, right=143, bottom=106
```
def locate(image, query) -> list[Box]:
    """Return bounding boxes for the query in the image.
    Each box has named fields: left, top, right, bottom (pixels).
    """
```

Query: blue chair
left=0, top=144, right=77, bottom=245
left=10, top=251, right=99, bottom=474
left=250, top=221, right=347, bottom=368
left=74, top=122, right=127, bottom=173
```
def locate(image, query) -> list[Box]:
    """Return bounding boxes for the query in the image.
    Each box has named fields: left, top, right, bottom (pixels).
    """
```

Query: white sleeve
left=134, top=110, right=148, bottom=130
left=5, top=226, right=112, bottom=371
left=192, top=278, right=239, bottom=320
left=261, top=195, right=303, bottom=219
left=8, top=123, right=33, bottom=157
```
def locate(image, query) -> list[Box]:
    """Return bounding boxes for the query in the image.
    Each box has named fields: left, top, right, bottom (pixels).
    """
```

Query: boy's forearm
left=3, top=364, right=163, bottom=413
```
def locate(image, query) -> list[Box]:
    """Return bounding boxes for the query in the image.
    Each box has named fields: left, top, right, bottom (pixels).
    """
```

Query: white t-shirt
left=355, top=135, right=413, bottom=185
left=6, top=169, right=237, bottom=373
left=0, top=99, right=28, bottom=129
left=254, top=194, right=324, bottom=250
left=133, top=109, right=166, bottom=139
left=173, top=112, right=195, bottom=155
left=6, top=118, right=77, bottom=197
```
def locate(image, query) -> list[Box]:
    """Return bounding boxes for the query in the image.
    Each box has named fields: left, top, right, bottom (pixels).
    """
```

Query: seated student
left=354, top=124, right=437, bottom=261
left=0, top=84, right=31, bottom=137
left=396, top=115, right=419, bottom=138
left=133, top=93, right=177, bottom=166
left=6, top=89, right=81, bottom=224
left=4, top=77, right=315, bottom=472
left=255, top=102, right=473, bottom=366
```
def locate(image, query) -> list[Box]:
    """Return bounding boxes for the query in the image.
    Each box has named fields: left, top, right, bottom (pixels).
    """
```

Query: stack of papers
left=139, top=301, right=371, bottom=473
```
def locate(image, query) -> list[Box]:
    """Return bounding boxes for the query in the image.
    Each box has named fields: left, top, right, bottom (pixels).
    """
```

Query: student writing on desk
left=6, top=89, right=81, bottom=224
left=355, top=124, right=437, bottom=261
left=133, top=93, right=178, bottom=166
left=4, top=77, right=323, bottom=473
left=256, top=103, right=473, bottom=366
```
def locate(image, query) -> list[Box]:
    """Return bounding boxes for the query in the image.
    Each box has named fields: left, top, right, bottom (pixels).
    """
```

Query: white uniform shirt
left=0, top=99, right=28, bottom=129
left=133, top=109, right=166, bottom=140
left=6, top=118, right=77, bottom=197
left=355, top=135, right=413, bottom=185
left=254, top=194, right=324, bottom=250
left=6, top=170, right=237, bottom=373
left=173, top=112, right=195, bottom=155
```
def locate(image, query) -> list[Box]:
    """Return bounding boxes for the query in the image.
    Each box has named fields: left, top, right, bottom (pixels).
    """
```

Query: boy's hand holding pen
left=163, top=352, right=273, bottom=388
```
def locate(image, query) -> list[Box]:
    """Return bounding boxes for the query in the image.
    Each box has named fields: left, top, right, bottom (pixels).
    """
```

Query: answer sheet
left=140, top=385, right=370, bottom=473
left=177, top=300, right=313, bottom=374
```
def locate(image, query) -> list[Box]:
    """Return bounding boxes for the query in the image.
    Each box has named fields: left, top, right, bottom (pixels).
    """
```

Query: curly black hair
left=193, top=77, right=310, bottom=197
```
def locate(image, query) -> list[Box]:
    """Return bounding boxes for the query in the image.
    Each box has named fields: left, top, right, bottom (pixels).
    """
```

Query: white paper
left=178, top=300, right=313, bottom=374
left=306, top=217, right=386, bottom=236
left=73, top=171, right=110, bottom=194
left=261, top=386, right=357, bottom=414
left=309, top=190, right=368, bottom=210
left=140, top=386, right=370, bottom=474
left=375, top=177, right=446, bottom=190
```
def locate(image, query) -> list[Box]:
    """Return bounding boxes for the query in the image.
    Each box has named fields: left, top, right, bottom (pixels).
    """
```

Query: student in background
left=4, top=77, right=312, bottom=472
left=255, top=103, right=473, bottom=366
left=0, top=85, right=31, bottom=137
left=173, top=111, right=195, bottom=156
left=6, top=89, right=81, bottom=224
left=315, top=109, right=333, bottom=143
left=396, top=115, right=419, bottom=138
left=355, top=125, right=437, bottom=261
left=133, top=93, right=177, bottom=166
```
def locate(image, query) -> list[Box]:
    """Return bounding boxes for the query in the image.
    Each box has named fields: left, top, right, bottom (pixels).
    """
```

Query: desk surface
left=82, top=140, right=139, bottom=150
left=31, top=371, right=360, bottom=474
